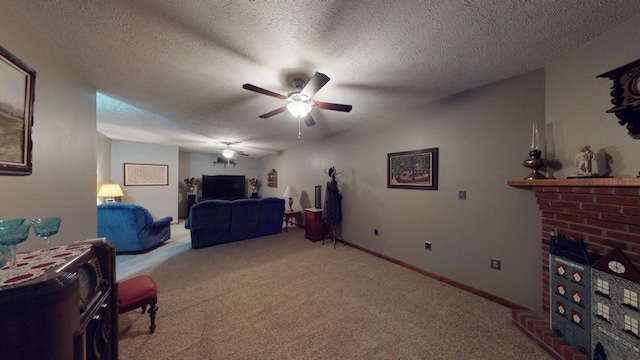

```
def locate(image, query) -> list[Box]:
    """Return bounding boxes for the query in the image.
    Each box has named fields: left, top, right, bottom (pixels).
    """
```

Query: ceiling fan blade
left=236, top=151, right=249, bottom=156
left=258, top=106, right=288, bottom=119
left=304, top=114, right=316, bottom=127
left=242, top=83, right=287, bottom=100
left=314, top=101, right=352, bottom=112
left=301, top=72, right=330, bottom=98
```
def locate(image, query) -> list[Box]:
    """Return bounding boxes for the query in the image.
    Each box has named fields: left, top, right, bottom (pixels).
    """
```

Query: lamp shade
left=97, top=184, right=124, bottom=199
left=283, top=185, right=299, bottom=198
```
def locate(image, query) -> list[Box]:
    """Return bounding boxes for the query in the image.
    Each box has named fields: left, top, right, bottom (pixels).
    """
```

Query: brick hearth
left=508, top=177, right=640, bottom=360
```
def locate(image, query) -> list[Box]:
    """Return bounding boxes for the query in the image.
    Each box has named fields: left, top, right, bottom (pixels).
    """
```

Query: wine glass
left=31, top=217, right=62, bottom=260
left=0, top=219, right=25, bottom=249
left=0, top=218, right=25, bottom=229
left=0, top=224, right=31, bottom=273
left=0, top=221, right=21, bottom=270
left=0, top=245, right=9, bottom=270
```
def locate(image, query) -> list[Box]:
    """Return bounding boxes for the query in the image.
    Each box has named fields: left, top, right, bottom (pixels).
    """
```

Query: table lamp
left=283, top=185, right=298, bottom=212
left=97, top=183, right=124, bottom=202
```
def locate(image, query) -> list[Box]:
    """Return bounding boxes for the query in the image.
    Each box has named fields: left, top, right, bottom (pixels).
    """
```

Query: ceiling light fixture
left=286, top=93, right=313, bottom=140
left=222, top=148, right=234, bottom=158
left=286, top=100, right=312, bottom=118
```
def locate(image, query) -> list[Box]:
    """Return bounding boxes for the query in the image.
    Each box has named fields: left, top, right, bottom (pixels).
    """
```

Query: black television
left=201, top=175, right=246, bottom=200
left=314, top=185, right=322, bottom=209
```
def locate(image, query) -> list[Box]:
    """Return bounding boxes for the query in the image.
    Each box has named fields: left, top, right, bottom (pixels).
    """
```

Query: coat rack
left=322, top=166, right=344, bottom=249
left=323, top=166, right=344, bottom=182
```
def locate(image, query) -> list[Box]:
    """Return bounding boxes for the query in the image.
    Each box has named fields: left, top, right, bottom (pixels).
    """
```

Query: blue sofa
left=186, top=197, right=285, bottom=249
left=97, top=203, right=173, bottom=253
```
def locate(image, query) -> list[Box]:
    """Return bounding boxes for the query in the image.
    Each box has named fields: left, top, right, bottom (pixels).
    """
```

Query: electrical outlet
left=374, top=229, right=379, bottom=236
left=491, top=258, right=501, bottom=270
left=458, top=190, right=467, bottom=200
left=425, top=241, right=432, bottom=251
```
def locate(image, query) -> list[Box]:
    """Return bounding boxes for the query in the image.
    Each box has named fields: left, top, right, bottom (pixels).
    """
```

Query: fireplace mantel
left=508, top=177, right=640, bottom=188
left=507, top=176, right=640, bottom=360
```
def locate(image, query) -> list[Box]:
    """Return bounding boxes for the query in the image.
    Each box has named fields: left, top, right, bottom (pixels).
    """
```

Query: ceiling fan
left=220, top=142, right=248, bottom=158
left=242, top=72, right=352, bottom=135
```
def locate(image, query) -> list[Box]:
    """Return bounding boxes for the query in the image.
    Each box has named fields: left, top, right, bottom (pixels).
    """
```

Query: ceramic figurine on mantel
left=522, top=122, right=548, bottom=180
left=572, top=145, right=598, bottom=178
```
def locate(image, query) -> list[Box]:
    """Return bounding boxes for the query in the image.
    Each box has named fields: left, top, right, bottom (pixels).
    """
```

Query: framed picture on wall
left=387, top=147, right=439, bottom=190
left=124, top=163, right=169, bottom=186
left=0, top=44, right=36, bottom=176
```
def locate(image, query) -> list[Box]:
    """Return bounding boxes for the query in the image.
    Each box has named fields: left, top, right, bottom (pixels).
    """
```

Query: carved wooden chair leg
left=117, top=275, right=159, bottom=335
left=146, top=297, right=158, bottom=334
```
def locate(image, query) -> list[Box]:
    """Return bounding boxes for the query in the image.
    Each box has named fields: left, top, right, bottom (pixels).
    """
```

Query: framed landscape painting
left=0, top=44, right=36, bottom=176
left=387, top=147, right=439, bottom=190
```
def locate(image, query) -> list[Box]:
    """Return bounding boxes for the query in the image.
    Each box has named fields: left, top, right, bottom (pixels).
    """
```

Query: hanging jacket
left=323, top=181, right=342, bottom=224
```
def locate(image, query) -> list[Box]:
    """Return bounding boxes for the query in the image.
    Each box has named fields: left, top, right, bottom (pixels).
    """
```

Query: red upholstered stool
left=118, top=274, right=158, bottom=334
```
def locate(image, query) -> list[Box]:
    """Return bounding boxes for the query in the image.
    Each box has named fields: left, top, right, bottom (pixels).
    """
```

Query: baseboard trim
left=344, top=240, right=528, bottom=311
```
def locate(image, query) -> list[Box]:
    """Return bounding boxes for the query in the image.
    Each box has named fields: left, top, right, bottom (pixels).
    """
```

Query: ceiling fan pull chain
left=298, top=118, right=302, bottom=139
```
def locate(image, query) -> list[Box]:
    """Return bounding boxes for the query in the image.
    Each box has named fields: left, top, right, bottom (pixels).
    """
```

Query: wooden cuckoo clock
left=598, top=58, right=640, bottom=139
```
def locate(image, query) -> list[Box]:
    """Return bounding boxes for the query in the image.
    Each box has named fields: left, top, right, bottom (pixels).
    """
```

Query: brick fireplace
left=508, top=177, right=640, bottom=360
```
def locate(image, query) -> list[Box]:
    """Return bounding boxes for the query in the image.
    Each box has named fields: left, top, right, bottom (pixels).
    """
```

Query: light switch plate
left=491, top=258, right=501, bottom=270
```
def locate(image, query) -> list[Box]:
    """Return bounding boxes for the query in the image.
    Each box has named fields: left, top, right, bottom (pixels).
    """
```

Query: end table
left=283, top=210, right=301, bottom=232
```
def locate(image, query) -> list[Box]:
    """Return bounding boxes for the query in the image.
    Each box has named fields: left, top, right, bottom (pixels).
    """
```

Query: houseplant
left=249, top=178, right=260, bottom=197
left=183, top=177, right=200, bottom=195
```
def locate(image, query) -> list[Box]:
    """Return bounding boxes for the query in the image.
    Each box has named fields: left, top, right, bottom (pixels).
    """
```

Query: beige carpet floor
left=117, top=226, right=552, bottom=360
left=115, top=222, right=191, bottom=280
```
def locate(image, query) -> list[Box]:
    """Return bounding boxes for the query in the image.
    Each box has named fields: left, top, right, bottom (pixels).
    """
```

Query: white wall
left=546, top=13, right=640, bottom=178
left=0, top=2, right=98, bottom=252
left=110, top=140, right=179, bottom=222
left=262, top=70, right=545, bottom=309
left=96, top=132, right=112, bottom=203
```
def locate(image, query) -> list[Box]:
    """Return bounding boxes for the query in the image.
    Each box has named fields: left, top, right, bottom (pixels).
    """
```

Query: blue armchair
left=97, top=203, right=173, bottom=253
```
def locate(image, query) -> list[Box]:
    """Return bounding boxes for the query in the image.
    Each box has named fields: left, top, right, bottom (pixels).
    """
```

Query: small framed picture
left=387, top=147, right=439, bottom=190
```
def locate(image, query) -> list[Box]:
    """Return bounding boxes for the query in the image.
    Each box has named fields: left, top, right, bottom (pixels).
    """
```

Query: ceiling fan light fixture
left=287, top=101, right=312, bottom=118
left=222, top=149, right=234, bottom=158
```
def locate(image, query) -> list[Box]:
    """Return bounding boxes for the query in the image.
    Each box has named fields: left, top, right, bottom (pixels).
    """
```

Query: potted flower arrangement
left=249, top=178, right=260, bottom=197
left=183, top=177, right=200, bottom=195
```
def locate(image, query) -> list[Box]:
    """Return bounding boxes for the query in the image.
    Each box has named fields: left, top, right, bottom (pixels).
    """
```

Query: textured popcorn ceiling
left=15, top=1, right=640, bottom=157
